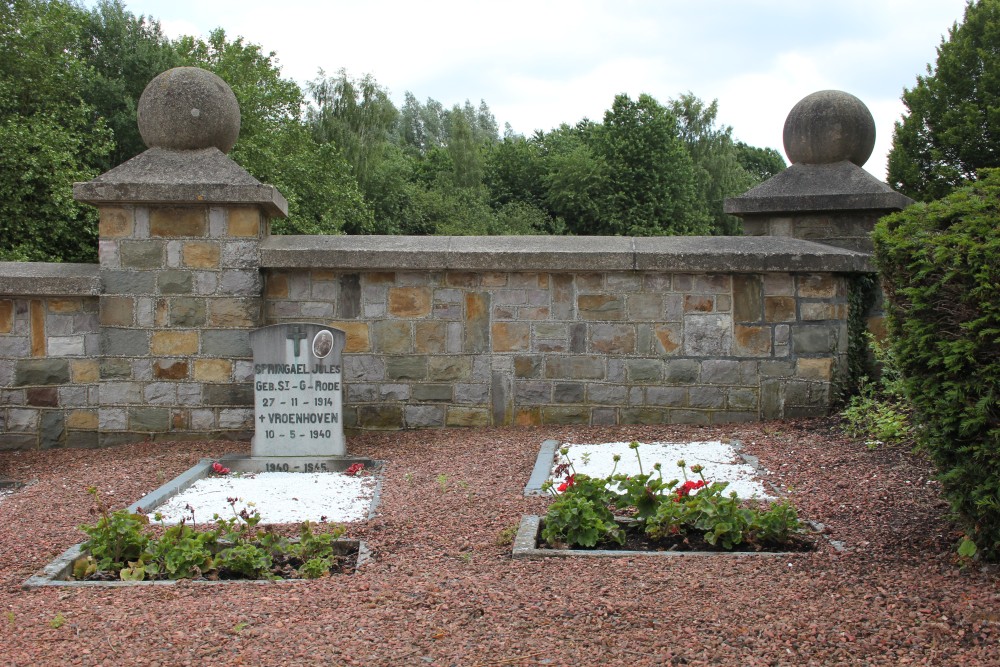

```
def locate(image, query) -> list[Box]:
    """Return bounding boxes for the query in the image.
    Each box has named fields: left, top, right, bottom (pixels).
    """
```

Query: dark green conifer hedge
left=873, top=169, right=1000, bottom=560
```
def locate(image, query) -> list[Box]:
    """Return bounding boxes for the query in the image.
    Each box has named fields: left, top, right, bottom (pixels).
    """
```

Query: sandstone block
left=388, top=287, right=431, bottom=318
left=99, top=208, right=134, bottom=238
left=492, top=322, right=530, bottom=352
left=194, top=358, right=233, bottom=382
left=151, top=331, right=198, bottom=356
left=150, top=208, right=207, bottom=237
left=182, top=241, right=220, bottom=269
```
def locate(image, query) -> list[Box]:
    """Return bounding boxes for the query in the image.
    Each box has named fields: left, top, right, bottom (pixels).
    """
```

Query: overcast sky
left=84, top=0, right=970, bottom=179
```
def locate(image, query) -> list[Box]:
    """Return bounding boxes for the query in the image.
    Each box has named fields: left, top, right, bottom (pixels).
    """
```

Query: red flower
left=344, top=463, right=365, bottom=476
left=556, top=475, right=575, bottom=493
left=675, top=479, right=707, bottom=500
left=211, top=462, right=230, bottom=475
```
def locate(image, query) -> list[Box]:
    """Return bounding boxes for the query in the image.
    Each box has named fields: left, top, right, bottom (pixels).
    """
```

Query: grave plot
left=516, top=439, right=818, bottom=558
left=26, top=323, right=382, bottom=587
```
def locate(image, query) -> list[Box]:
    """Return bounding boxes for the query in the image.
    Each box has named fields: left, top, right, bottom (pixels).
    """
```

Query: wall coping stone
left=0, top=262, right=100, bottom=296
left=724, top=161, right=913, bottom=215
left=261, top=234, right=873, bottom=273
left=74, top=147, right=287, bottom=217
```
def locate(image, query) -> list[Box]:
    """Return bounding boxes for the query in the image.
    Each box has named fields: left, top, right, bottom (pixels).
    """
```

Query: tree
left=887, top=0, right=1000, bottom=201
left=597, top=93, right=709, bottom=236
left=670, top=93, right=757, bottom=235
left=446, top=108, right=483, bottom=188
left=307, top=69, right=398, bottom=197
left=0, top=0, right=112, bottom=262
left=78, top=0, right=181, bottom=170
left=734, top=141, right=786, bottom=183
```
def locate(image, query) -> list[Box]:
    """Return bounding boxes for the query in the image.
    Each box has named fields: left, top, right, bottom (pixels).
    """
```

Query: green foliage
left=543, top=445, right=803, bottom=550
left=215, top=543, right=273, bottom=579
left=0, top=0, right=113, bottom=262
left=845, top=274, right=881, bottom=395
left=289, top=520, right=344, bottom=562
left=669, top=93, right=758, bottom=235
left=79, top=504, right=150, bottom=571
left=888, top=0, right=1000, bottom=201
left=598, top=93, right=710, bottom=236
left=143, top=523, right=215, bottom=579
left=541, top=489, right=622, bottom=548
left=873, top=168, right=1000, bottom=559
left=734, top=141, right=787, bottom=183
left=840, top=333, right=913, bottom=446
left=842, top=379, right=913, bottom=446
left=645, top=481, right=801, bottom=550
left=74, top=493, right=353, bottom=580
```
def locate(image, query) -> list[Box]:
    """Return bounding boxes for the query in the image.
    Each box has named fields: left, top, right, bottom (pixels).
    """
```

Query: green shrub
left=841, top=333, right=914, bottom=446
left=873, top=169, right=1000, bottom=560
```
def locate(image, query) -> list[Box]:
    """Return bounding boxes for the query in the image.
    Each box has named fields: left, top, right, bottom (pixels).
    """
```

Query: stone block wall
left=0, top=235, right=869, bottom=448
left=95, top=204, right=265, bottom=445
left=0, top=265, right=101, bottom=449
left=261, top=236, right=859, bottom=429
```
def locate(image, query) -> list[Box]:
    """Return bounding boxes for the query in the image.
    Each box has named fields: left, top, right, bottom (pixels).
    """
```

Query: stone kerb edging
left=261, top=235, right=874, bottom=273
left=0, top=262, right=100, bottom=296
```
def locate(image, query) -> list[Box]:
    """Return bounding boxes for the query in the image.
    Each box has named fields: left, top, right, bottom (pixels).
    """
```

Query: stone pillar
left=725, top=90, right=913, bottom=252
left=74, top=67, right=287, bottom=445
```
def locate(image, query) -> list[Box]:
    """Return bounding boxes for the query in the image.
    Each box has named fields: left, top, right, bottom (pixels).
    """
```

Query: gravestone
left=249, top=323, right=346, bottom=457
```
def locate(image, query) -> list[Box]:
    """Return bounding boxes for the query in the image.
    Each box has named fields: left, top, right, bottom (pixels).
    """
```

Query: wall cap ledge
left=261, top=235, right=874, bottom=273
left=73, top=147, right=288, bottom=217
left=0, top=262, right=100, bottom=296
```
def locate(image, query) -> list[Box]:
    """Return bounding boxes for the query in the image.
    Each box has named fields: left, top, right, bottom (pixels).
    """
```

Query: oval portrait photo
left=312, top=330, right=334, bottom=358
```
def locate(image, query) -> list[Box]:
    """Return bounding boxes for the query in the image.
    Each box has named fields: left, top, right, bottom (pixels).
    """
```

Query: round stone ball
left=782, top=90, right=875, bottom=166
left=137, top=67, right=241, bottom=153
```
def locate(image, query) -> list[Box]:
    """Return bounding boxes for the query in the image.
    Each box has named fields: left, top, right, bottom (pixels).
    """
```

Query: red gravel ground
left=1, top=419, right=998, bottom=666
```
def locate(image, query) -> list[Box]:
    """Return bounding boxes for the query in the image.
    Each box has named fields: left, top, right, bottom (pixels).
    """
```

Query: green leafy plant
left=541, top=490, right=622, bottom=548
left=72, top=493, right=356, bottom=581
left=49, top=614, right=65, bottom=629
left=79, top=487, right=150, bottom=571
left=841, top=333, right=914, bottom=447
left=143, top=521, right=216, bottom=580
left=543, top=444, right=803, bottom=551
left=215, top=543, right=273, bottom=580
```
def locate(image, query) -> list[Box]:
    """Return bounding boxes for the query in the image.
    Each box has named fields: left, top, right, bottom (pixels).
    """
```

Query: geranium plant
left=75, top=491, right=353, bottom=581
left=541, top=442, right=806, bottom=551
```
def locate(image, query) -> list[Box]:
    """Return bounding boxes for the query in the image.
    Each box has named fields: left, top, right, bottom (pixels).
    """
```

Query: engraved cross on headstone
left=287, top=325, right=308, bottom=357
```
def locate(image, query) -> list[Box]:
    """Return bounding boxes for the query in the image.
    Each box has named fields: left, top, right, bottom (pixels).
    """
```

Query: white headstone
left=250, top=323, right=346, bottom=457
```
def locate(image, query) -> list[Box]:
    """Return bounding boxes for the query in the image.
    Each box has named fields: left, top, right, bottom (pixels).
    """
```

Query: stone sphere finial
left=782, top=90, right=875, bottom=167
left=137, top=67, right=241, bottom=153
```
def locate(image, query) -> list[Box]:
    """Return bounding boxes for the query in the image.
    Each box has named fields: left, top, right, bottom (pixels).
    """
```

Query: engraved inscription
left=250, top=323, right=347, bottom=457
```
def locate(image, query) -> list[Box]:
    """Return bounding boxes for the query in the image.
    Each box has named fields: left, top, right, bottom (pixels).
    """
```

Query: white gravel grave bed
left=152, top=471, right=377, bottom=525
left=550, top=440, right=774, bottom=499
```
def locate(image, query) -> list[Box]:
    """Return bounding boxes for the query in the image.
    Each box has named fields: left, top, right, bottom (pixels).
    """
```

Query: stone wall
left=0, top=234, right=872, bottom=448
left=0, top=264, right=101, bottom=449
left=261, top=235, right=869, bottom=430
